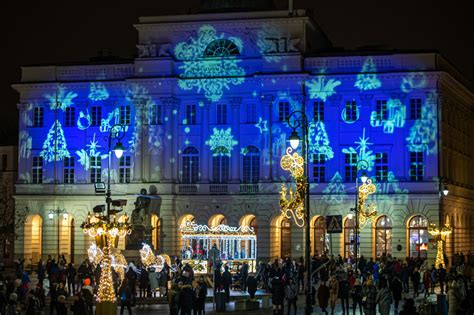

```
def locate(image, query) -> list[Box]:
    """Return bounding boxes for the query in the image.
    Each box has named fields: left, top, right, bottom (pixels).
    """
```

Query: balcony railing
left=209, top=184, right=228, bottom=194
left=240, top=184, right=259, bottom=194
left=178, top=184, right=198, bottom=193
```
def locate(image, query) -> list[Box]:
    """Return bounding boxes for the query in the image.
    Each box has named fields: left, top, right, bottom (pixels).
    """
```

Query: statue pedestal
left=96, top=301, right=116, bottom=315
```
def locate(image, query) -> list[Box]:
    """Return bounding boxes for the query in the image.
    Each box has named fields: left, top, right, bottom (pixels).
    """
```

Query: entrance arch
left=407, top=215, right=428, bottom=259
left=178, top=214, right=195, bottom=252
left=270, top=216, right=292, bottom=259
left=208, top=214, right=227, bottom=227
left=311, top=216, right=328, bottom=256
left=24, top=215, right=43, bottom=264
left=239, top=214, right=257, bottom=258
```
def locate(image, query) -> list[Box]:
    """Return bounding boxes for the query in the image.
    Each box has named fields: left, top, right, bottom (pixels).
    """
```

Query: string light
left=429, top=223, right=452, bottom=268
left=96, top=242, right=116, bottom=303
left=357, top=178, right=377, bottom=228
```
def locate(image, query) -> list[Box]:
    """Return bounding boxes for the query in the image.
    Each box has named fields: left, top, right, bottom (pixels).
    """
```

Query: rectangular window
left=313, top=101, right=324, bottom=122
left=375, top=153, right=388, bottom=182
left=376, top=100, right=388, bottom=121
left=217, top=104, right=227, bottom=124
left=65, top=107, right=75, bottom=127
left=149, top=104, right=162, bottom=125
left=312, top=154, right=326, bottom=182
left=278, top=101, right=290, bottom=122
left=410, top=98, right=422, bottom=119
left=32, top=156, right=43, bottom=184
left=120, top=106, right=131, bottom=125
left=63, top=157, right=75, bottom=184
left=33, top=107, right=44, bottom=127
left=186, top=104, right=196, bottom=125
left=91, top=106, right=102, bottom=126
left=90, top=156, right=102, bottom=183
left=246, top=103, right=257, bottom=123
left=119, top=156, right=131, bottom=183
left=409, top=152, right=424, bottom=181
left=344, top=100, right=357, bottom=122
left=344, top=152, right=357, bottom=182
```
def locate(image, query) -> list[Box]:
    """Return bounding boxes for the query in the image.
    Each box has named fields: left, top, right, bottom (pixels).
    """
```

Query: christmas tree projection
left=44, top=84, right=78, bottom=111
left=306, top=75, right=341, bottom=101
left=322, top=172, right=347, bottom=204
left=40, top=120, right=70, bottom=163
left=406, top=92, right=438, bottom=155
left=308, top=121, right=334, bottom=160
left=341, top=128, right=376, bottom=171
left=354, top=57, right=382, bottom=91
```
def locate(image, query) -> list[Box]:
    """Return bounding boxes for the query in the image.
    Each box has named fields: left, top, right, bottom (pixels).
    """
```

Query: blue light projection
left=45, top=84, right=78, bottom=111
left=174, top=25, right=245, bottom=102
left=100, top=108, right=120, bottom=133
left=205, top=128, right=238, bottom=157
left=406, top=91, right=438, bottom=155
left=306, top=74, right=341, bottom=101
left=19, top=131, right=32, bottom=159
left=308, top=121, right=334, bottom=160
left=370, top=98, right=406, bottom=133
left=322, top=172, right=347, bottom=204
left=354, top=57, right=382, bottom=91
left=341, top=105, right=360, bottom=124
left=400, top=72, right=427, bottom=93
left=342, top=128, right=376, bottom=171
left=89, top=82, right=110, bottom=101
left=372, top=171, right=409, bottom=205
left=77, top=110, right=92, bottom=130
left=254, top=117, right=268, bottom=133
left=76, top=133, right=108, bottom=170
left=40, top=120, right=70, bottom=162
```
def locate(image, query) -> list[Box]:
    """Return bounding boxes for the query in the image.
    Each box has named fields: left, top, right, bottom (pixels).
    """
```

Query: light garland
left=357, top=178, right=377, bottom=228
left=96, top=242, right=116, bottom=303
left=429, top=223, right=452, bottom=268
left=81, top=212, right=132, bottom=242
left=180, top=221, right=255, bottom=235
left=279, top=146, right=306, bottom=227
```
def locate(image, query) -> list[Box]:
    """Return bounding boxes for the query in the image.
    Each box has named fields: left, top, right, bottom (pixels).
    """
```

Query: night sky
left=2, top=0, right=472, bottom=145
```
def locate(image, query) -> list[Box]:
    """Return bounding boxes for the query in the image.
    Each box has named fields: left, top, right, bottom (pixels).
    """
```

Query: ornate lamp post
left=279, top=110, right=312, bottom=315
left=81, top=123, right=130, bottom=315
left=48, top=207, right=68, bottom=260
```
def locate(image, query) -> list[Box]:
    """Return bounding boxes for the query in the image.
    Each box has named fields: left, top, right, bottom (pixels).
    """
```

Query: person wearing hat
left=56, top=295, right=67, bottom=314
left=6, top=292, right=19, bottom=315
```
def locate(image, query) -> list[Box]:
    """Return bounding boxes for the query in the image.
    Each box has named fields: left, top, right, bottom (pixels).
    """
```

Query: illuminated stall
left=180, top=221, right=257, bottom=273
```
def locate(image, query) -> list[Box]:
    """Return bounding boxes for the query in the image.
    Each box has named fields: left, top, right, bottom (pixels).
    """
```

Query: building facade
left=12, top=9, right=474, bottom=265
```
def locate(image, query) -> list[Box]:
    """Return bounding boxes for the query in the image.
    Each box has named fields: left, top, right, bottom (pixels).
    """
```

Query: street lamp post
left=286, top=110, right=312, bottom=315
left=48, top=207, right=68, bottom=260
left=106, top=124, right=126, bottom=220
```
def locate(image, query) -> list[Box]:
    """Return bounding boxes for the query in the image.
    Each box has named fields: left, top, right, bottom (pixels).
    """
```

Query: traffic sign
left=326, top=215, right=343, bottom=233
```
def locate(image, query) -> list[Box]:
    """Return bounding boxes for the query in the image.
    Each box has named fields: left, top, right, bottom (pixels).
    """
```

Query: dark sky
left=2, top=0, right=473, bottom=145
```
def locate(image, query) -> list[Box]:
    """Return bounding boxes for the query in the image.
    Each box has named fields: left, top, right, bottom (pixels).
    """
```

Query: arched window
left=375, top=216, right=392, bottom=257
left=209, top=214, right=227, bottom=227
left=280, top=218, right=291, bottom=258
left=212, top=147, right=230, bottom=183
left=243, top=145, right=260, bottom=183
left=203, top=39, right=240, bottom=57
left=182, top=147, right=199, bottom=184
left=151, top=215, right=161, bottom=252
left=24, top=215, right=43, bottom=264
left=408, top=215, right=429, bottom=259
left=344, top=217, right=356, bottom=259
left=313, top=216, right=327, bottom=256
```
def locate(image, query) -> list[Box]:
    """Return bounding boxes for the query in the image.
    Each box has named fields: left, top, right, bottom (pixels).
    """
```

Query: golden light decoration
left=139, top=243, right=172, bottom=271
left=429, top=223, right=452, bottom=268
left=96, top=241, right=116, bottom=303
left=279, top=146, right=306, bottom=227
left=357, top=178, right=377, bottom=228
left=81, top=212, right=132, bottom=247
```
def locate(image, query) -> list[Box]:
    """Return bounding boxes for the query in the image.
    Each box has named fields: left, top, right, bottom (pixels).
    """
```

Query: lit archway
left=407, top=215, right=428, bottom=259
left=208, top=214, right=227, bottom=227
left=343, top=216, right=356, bottom=259
left=151, top=214, right=161, bottom=252
left=270, top=215, right=292, bottom=259
left=373, top=215, right=392, bottom=258
left=280, top=218, right=291, bottom=258
left=178, top=214, right=195, bottom=252
left=311, top=216, right=327, bottom=256
left=24, top=215, right=43, bottom=264
left=239, top=214, right=257, bottom=258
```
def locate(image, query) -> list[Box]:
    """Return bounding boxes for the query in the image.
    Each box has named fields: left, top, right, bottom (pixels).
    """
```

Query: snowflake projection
left=400, top=72, right=427, bottom=93
left=370, top=98, right=406, bottom=133
left=76, top=133, right=108, bottom=170
left=254, top=117, right=268, bottom=133
left=322, top=172, right=347, bottom=204
left=40, top=120, right=70, bottom=163
left=205, top=128, right=238, bottom=157
left=308, top=121, right=334, bottom=160
left=306, top=75, right=341, bottom=101
left=354, top=57, right=382, bottom=91
left=77, top=110, right=92, bottom=130
left=19, top=131, right=32, bottom=159
left=88, top=82, right=110, bottom=101
left=174, top=25, right=245, bottom=102
left=406, top=91, right=438, bottom=155
left=44, top=84, right=78, bottom=111
left=342, top=128, right=376, bottom=171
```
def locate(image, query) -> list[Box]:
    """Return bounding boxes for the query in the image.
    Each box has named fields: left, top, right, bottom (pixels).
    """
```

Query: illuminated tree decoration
left=428, top=223, right=452, bottom=268
left=306, top=76, right=341, bottom=101
left=254, top=117, right=268, bottom=133
left=357, top=178, right=377, bottom=228
left=308, top=121, right=334, bottom=160
left=406, top=92, right=438, bottom=155
left=322, top=172, right=347, bottom=204
left=45, top=84, right=78, bottom=111
left=205, top=128, right=237, bottom=157
left=280, top=147, right=306, bottom=227
left=88, top=82, right=110, bottom=101
left=341, top=128, right=376, bottom=171
left=174, top=25, right=245, bottom=102
left=40, top=120, right=70, bottom=162
left=354, top=57, right=382, bottom=91
left=400, top=72, right=427, bottom=93
left=370, top=98, right=406, bottom=133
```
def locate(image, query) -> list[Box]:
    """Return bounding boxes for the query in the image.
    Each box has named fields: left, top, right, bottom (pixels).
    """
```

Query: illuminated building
left=12, top=4, right=474, bottom=265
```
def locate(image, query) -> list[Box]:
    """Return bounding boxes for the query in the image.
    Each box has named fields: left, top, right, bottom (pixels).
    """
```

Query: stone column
left=200, top=100, right=211, bottom=183
left=229, top=97, right=242, bottom=183
left=261, top=95, right=274, bottom=182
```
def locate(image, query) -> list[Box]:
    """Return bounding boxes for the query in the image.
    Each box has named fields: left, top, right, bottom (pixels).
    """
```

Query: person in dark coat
left=195, top=276, right=207, bottom=315
left=119, top=278, right=133, bottom=315
left=56, top=295, right=68, bottom=314
left=390, top=275, right=403, bottom=313
left=178, top=282, right=195, bottom=315
left=214, top=266, right=222, bottom=294
left=399, top=298, right=420, bottom=315
left=36, top=260, right=45, bottom=288
left=66, top=263, right=77, bottom=295
left=438, top=264, right=447, bottom=294
left=339, top=277, right=351, bottom=315
left=317, top=281, right=330, bottom=315
left=125, top=266, right=137, bottom=304
left=168, top=283, right=179, bottom=315
left=362, top=277, right=377, bottom=315
left=247, top=276, right=258, bottom=299
left=271, top=275, right=285, bottom=315
left=411, top=268, right=420, bottom=297
left=222, top=266, right=232, bottom=303
left=138, top=266, right=149, bottom=298
left=241, top=262, right=249, bottom=291
left=70, top=293, right=88, bottom=315
left=351, top=279, right=363, bottom=315
left=25, top=290, right=40, bottom=315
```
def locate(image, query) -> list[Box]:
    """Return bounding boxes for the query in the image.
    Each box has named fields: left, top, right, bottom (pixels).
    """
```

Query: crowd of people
left=1, top=252, right=474, bottom=314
